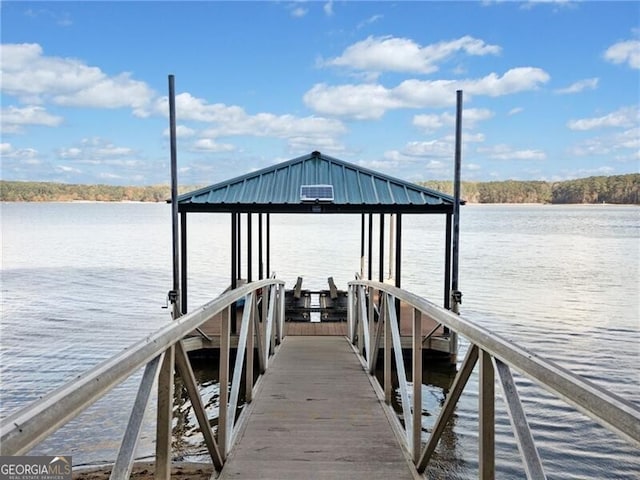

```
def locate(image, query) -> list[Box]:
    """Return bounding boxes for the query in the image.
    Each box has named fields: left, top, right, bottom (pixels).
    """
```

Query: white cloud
left=604, top=40, right=640, bottom=69
left=56, top=137, right=137, bottom=162
left=519, top=0, right=574, bottom=10
left=290, top=6, right=307, bottom=18
left=555, top=77, right=599, bottom=94
left=413, top=108, right=493, bottom=132
left=567, top=106, right=639, bottom=131
left=568, top=127, right=640, bottom=160
left=1, top=105, right=63, bottom=133
left=0, top=43, right=155, bottom=114
left=0, top=143, right=12, bottom=155
left=304, top=67, right=549, bottom=119
left=508, top=107, right=524, bottom=116
left=157, top=93, right=346, bottom=144
left=0, top=142, right=40, bottom=161
left=324, top=1, right=334, bottom=16
left=320, top=35, right=501, bottom=75
left=56, top=164, right=81, bottom=174
left=162, top=125, right=197, bottom=138
left=357, top=14, right=383, bottom=30
left=477, top=144, right=546, bottom=160
left=192, top=138, right=236, bottom=153
left=24, top=8, right=73, bottom=27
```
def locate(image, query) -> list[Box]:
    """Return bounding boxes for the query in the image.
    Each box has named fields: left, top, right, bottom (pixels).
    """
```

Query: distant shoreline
left=1, top=174, right=638, bottom=204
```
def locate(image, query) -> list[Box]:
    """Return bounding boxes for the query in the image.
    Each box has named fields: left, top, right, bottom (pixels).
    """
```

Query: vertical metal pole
left=450, top=89, right=463, bottom=363
left=258, top=214, right=264, bottom=280
left=395, top=214, right=402, bottom=324
left=169, top=75, right=180, bottom=315
left=388, top=214, right=395, bottom=281
left=444, top=213, right=452, bottom=310
left=379, top=214, right=385, bottom=283
left=395, top=214, right=402, bottom=289
left=156, top=74, right=178, bottom=480
left=237, top=214, right=242, bottom=281
left=367, top=213, right=373, bottom=280
left=360, top=213, right=365, bottom=278
left=180, top=212, right=188, bottom=314
left=247, top=213, right=252, bottom=283
left=266, top=214, right=271, bottom=277
left=231, top=213, right=237, bottom=335
left=231, top=213, right=237, bottom=289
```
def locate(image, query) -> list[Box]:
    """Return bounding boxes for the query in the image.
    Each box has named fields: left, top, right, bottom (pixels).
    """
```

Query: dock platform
left=218, top=336, right=419, bottom=479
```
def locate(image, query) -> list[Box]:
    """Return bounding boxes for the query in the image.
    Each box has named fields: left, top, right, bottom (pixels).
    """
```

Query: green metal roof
left=177, top=151, right=457, bottom=214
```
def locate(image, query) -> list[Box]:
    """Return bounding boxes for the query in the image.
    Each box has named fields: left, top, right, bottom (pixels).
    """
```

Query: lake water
left=1, top=202, right=638, bottom=478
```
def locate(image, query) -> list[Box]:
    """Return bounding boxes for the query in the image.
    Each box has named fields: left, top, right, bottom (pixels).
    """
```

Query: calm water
left=1, top=202, right=638, bottom=478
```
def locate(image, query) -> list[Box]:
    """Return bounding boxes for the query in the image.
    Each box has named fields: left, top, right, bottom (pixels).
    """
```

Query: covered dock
left=175, top=150, right=462, bottom=360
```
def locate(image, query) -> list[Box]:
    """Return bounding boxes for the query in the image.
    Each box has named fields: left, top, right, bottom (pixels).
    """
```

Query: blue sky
left=1, top=1, right=639, bottom=186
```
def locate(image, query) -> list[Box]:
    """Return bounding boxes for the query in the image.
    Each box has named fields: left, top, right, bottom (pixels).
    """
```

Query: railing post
left=218, top=306, right=230, bottom=457
left=383, top=294, right=392, bottom=405
left=480, top=349, right=495, bottom=479
left=347, top=285, right=353, bottom=343
left=246, top=296, right=255, bottom=404
left=155, top=347, right=174, bottom=480
left=278, top=282, right=285, bottom=342
left=412, top=309, right=423, bottom=462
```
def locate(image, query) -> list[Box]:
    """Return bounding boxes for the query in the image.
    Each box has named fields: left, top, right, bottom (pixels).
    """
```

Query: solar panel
left=300, top=184, right=334, bottom=202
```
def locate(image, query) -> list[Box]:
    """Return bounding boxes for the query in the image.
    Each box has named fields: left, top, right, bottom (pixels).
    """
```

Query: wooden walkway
left=218, top=336, right=418, bottom=479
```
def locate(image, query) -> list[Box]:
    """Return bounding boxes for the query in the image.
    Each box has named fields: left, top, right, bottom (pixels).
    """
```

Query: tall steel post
left=169, top=74, right=180, bottom=317
left=157, top=73, right=179, bottom=480
left=450, top=89, right=463, bottom=363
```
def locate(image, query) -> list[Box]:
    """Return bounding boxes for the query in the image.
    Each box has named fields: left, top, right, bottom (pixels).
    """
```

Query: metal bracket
left=452, top=290, right=463, bottom=305
left=162, top=290, right=179, bottom=309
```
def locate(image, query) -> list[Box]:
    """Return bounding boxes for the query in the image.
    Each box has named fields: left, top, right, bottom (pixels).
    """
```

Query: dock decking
left=218, top=336, right=419, bottom=479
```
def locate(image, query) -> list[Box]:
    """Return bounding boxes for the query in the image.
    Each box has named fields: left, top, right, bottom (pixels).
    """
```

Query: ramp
left=219, top=336, right=417, bottom=479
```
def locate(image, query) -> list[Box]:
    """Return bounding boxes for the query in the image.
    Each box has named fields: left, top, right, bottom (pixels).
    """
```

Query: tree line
left=0, top=182, right=198, bottom=203
left=1, top=174, right=638, bottom=204
left=420, top=174, right=639, bottom=204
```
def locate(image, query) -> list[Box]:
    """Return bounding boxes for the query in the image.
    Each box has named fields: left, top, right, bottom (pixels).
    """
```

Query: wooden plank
left=218, top=336, right=417, bottom=480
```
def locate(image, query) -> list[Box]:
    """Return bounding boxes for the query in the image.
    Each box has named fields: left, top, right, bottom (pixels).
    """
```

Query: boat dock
left=2, top=100, right=638, bottom=479
left=218, top=336, right=418, bottom=479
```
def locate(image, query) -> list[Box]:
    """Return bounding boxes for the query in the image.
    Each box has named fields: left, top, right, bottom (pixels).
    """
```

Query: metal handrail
left=348, top=280, right=640, bottom=478
left=0, top=278, right=285, bottom=471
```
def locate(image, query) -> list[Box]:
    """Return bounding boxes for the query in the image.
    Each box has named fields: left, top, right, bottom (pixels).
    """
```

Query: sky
left=1, top=1, right=639, bottom=187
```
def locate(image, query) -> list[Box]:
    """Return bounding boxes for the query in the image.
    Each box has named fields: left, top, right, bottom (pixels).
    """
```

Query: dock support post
left=480, top=349, right=495, bottom=479
left=180, top=212, right=188, bottom=314
left=219, top=306, right=231, bottom=458
left=155, top=347, right=174, bottom=480
left=247, top=213, right=252, bottom=283
left=367, top=213, right=373, bottom=280
left=412, top=308, right=422, bottom=462
left=258, top=214, right=264, bottom=280
left=231, top=213, right=238, bottom=335
left=379, top=214, right=385, bottom=284
left=360, top=214, right=366, bottom=278
left=266, top=214, right=271, bottom=276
